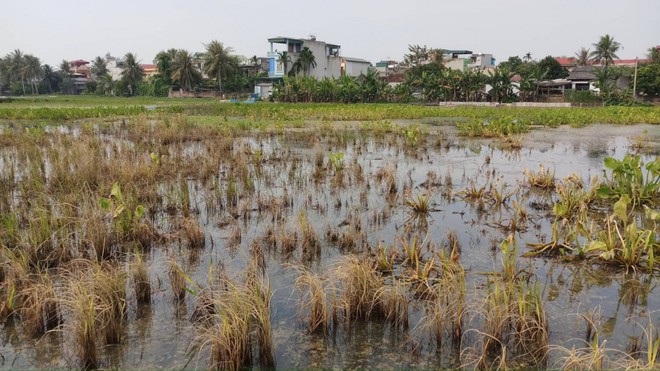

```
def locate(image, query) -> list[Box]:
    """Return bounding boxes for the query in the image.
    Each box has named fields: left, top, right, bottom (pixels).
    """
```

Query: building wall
left=301, top=40, right=342, bottom=79
left=445, top=58, right=468, bottom=71
left=344, top=60, right=371, bottom=76
left=107, top=60, right=123, bottom=81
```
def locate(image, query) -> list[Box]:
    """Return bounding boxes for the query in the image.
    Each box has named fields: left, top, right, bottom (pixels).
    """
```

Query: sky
left=1, top=0, right=659, bottom=66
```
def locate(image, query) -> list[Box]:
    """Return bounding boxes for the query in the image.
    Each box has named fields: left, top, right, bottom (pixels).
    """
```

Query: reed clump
left=131, top=251, right=151, bottom=305
left=191, top=267, right=274, bottom=370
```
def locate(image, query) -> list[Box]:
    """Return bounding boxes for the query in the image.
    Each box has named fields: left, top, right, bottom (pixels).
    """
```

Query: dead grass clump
left=94, top=263, right=128, bottom=345
left=181, top=216, right=206, bottom=249
left=191, top=271, right=274, bottom=370
left=298, top=212, right=318, bottom=260
left=168, top=257, right=187, bottom=301
left=290, top=265, right=333, bottom=334
left=19, top=274, right=60, bottom=337
left=131, top=251, right=151, bottom=305
left=59, top=268, right=105, bottom=370
left=335, top=255, right=384, bottom=322
left=374, top=279, right=409, bottom=330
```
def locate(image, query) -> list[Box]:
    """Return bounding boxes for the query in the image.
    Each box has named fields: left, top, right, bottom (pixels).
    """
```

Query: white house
left=254, top=36, right=372, bottom=99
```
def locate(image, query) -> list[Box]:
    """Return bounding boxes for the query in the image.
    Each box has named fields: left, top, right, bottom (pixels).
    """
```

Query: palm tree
left=42, top=64, right=58, bottom=93
left=154, top=49, right=179, bottom=83
left=121, top=52, right=144, bottom=95
left=277, top=51, right=292, bottom=75
left=90, top=56, right=108, bottom=78
left=0, top=57, right=11, bottom=91
left=575, top=47, right=590, bottom=66
left=296, top=47, right=317, bottom=77
left=22, top=55, right=42, bottom=94
left=590, top=34, right=621, bottom=94
left=523, top=52, right=533, bottom=62
left=590, top=34, right=621, bottom=68
left=203, top=40, right=234, bottom=93
left=10, top=49, right=26, bottom=94
left=171, top=50, right=201, bottom=91
left=58, top=60, right=73, bottom=95
left=58, top=59, right=72, bottom=77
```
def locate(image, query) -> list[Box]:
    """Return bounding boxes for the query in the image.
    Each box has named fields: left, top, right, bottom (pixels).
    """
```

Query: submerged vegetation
left=0, top=104, right=658, bottom=369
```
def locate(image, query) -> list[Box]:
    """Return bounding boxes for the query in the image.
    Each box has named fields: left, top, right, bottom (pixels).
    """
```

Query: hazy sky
left=2, top=0, right=658, bottom=66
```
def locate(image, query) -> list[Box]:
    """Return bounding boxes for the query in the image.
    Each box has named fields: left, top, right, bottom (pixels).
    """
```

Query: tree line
left=1, top=34, right=658, bottom=102
left=0, top=40, right=262, bottom=97
left=274, top=35, right=659, bottom=104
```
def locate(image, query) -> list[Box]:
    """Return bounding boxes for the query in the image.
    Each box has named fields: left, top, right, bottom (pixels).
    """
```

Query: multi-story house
left=255, top=36, right=372, bottom=98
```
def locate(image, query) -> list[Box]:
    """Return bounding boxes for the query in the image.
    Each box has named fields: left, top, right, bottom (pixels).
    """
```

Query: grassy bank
left=0, top=96, right=659, bottom=125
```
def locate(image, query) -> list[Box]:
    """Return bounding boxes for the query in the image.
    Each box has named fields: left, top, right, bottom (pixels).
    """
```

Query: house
left=443, top=50, right=496, bottom=72
left=141, top=64, right=158, bottom=78
left=105, top=54, right=125, bottom=81
left=254, top=35, right=372, bottom=99
left=566, top=65, right=597, bottom=91
left=68, top=60, right=90, bottom=94
left=342, top=57, right=371, bottom=76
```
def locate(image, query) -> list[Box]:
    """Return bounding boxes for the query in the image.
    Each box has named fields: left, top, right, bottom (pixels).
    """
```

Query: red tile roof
left=555, top=57, right=576, bottom=67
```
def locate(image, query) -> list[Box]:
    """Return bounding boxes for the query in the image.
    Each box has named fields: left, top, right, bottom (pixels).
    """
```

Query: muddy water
left=1, top=122, right=659, bottom=369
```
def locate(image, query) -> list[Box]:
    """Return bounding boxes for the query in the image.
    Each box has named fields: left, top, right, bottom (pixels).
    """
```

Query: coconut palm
left=58, top=60, right=74, bottom=94
left=590, top=34, right=621, bottom=67
left=0, top=57, right=11, bottom=90
left=9, top=50, right=26, bottom=94
left=296, top=47, right=317, bottom=77
left=590, top=34, right=621, bottom=94
left=22, top=55, right=42, bottom=94
left=41, top=64, right=58, bottom=93
left=277, top=51, right=292, bottom=75
left=575, top=47, right=591, bottom=66
left=203, top=40, right=234, bottom=93
left=171, top=50, right=201, bottom=92
left=121, top=52, right=144, bottom=95
left=90, top=56, right=108, bottom=78
left=58, top=59, right=72, bottom=77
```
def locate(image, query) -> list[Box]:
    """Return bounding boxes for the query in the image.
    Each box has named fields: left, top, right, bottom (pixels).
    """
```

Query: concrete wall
left=301, top=40, right=342, bottom=79
left=344, top=61, right=371, bottom=77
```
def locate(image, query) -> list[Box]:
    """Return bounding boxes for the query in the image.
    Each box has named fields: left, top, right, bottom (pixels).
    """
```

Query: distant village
left=1, top=34, right=659, bottom=104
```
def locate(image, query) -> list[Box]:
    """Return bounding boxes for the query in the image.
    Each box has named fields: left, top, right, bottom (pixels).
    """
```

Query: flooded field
left=0, top=116, right=658, bottom=369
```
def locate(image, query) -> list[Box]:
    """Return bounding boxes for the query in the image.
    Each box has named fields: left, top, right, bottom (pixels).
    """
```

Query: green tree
left=636, top=63, right=660, bottom=97
left=41, top=64, right=59, bottom=93
left=403, top=44, right=431, bottom=66
left=296, top=47, right=317, bottom=77
left=120, top=52, right=144, bottom=96
left=277, top=51, right=292, bottom=76
left=489, top=65, right=514, bottom=103
left=58, top=59, right=73, bottom=94
left=22, top=55, right=42, bottom=94
left=171, top=49, right=201, bottom=91
left=575, top=47, right=590, bottom=66
left=9, top=49, right=26, bottom=94
left=537, top=55, right=568, bottom=79
left=647, top=46, right=660, bottom=64
left=203, top=40, right=234, bottom=93
left=90, top=56, right=108, bottom=78
left=590, top=34, right=621, bottom=71
left=154, top=49, right=178, bottom=82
